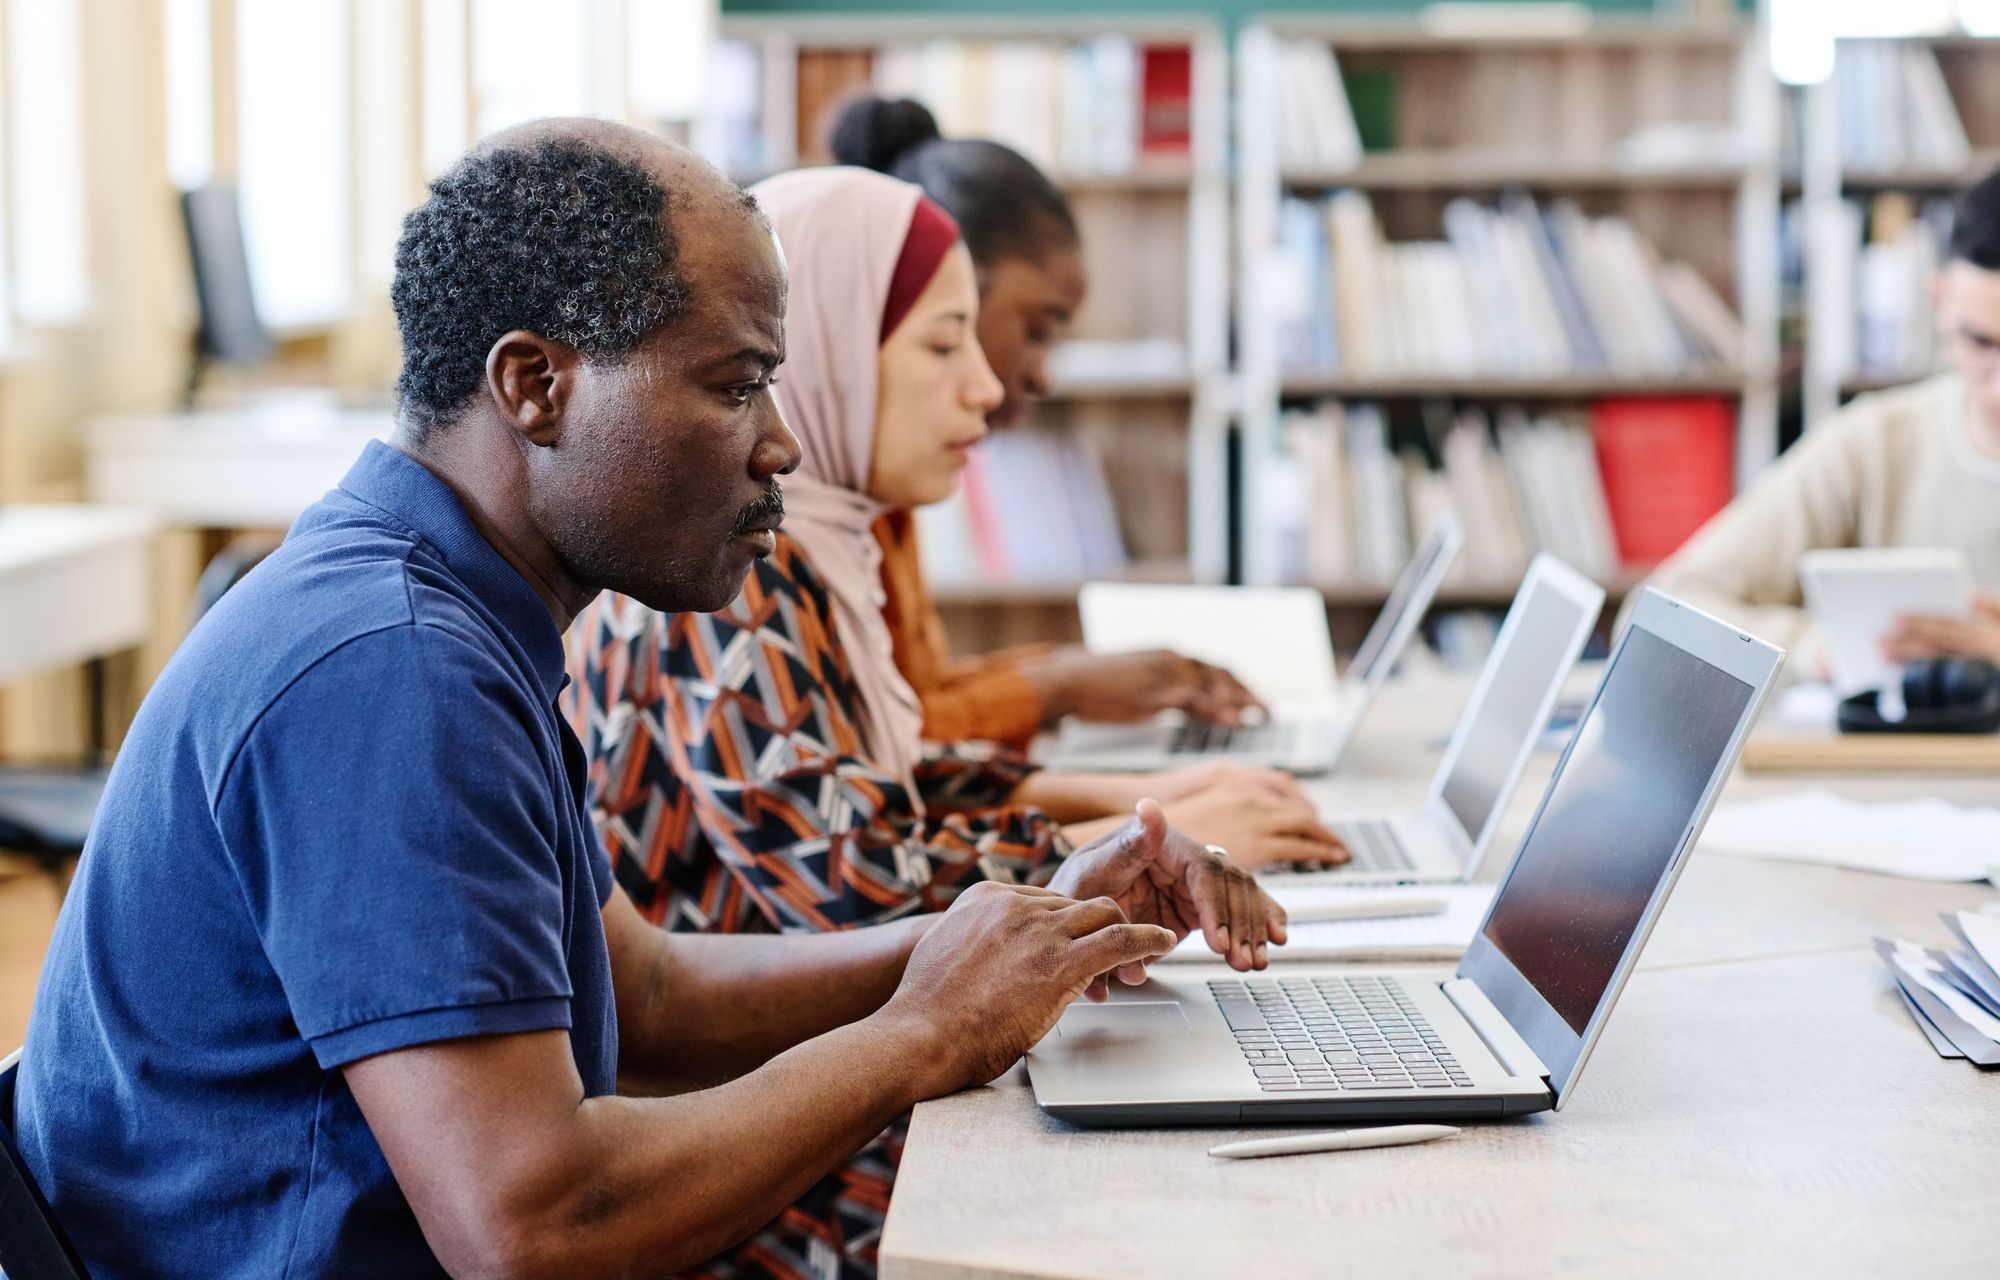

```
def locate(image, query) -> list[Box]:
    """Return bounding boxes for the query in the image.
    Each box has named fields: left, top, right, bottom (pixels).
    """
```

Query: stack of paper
left=1701, top=790, right=2000, bottom=882
left=1162, top=883, right=1495, bottom=964
left=1877, top=913, right=2000, bottom=1068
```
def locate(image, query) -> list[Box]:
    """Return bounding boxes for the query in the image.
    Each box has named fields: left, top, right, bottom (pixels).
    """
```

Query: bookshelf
left=1234, top=14, right=1782, bottom=628
left=1795, top=34, right=2000, bottom=428
left=701, top=14, right=1231, bottom=652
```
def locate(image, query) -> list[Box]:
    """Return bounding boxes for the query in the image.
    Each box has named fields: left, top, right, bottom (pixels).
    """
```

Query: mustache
left=729, top=482, right=786, bottom=536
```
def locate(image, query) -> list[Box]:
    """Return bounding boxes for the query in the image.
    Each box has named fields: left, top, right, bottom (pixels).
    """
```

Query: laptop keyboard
left=1330, top=819, right=1417, bottom=872
left=1169, top=719, right=1297, bottom=758
left=1210, top=974, right=1472, bottom=1092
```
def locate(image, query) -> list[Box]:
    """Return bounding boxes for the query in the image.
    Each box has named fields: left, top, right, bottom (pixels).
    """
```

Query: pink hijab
left=752, top=166, right=956, bottom=791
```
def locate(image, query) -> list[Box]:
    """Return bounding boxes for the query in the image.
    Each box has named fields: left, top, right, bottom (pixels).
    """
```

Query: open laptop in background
left=1302, top=554, right=1605, bottom=884
left=1042, top=515, right=1465, bottom=774
left=1026, top=589, right=1784, bottom=1125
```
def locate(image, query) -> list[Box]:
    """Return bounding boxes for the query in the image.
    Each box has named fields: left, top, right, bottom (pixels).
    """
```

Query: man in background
left=1650, top=166, right=2000, bottom=669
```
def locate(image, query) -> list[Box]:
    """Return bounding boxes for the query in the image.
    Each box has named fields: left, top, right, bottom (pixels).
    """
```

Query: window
left=7, top=0, right=88, bottom=324
left=235, top=0, right=351, bottom=328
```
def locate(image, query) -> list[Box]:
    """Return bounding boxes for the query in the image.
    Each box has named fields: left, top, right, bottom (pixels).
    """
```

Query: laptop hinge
left=1443, top=978, right=1550, bottom=1082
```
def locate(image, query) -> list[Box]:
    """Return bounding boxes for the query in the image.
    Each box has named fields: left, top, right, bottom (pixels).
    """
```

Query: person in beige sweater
left=1650, top=169, right=2000, bottom=673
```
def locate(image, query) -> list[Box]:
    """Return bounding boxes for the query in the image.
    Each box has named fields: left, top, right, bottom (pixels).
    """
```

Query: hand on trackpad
left=1057, top=1001, right=1191, bottom=1039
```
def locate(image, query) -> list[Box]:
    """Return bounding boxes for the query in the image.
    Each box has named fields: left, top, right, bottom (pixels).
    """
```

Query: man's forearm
left=535, top=1012, right=947, bottom=1278
left=613, top=906, right=935, bottom=1091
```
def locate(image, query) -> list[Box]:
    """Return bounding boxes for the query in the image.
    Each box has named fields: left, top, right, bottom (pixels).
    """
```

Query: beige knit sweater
left=1647, top=374, right=2000, bottom=656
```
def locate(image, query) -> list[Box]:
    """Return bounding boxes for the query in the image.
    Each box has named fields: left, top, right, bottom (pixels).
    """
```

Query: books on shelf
left=1851, top=192, right=1952, bottom=383
left=873, top=36, right=1192, bottom=179
left=1264, top=400, right=1626, bottom=590
left=1835, top=41, right=1971, bottom=176
left=916, top=430, right=1129, bottom=587
left=1274, top=191, right=1747, bottom=382
left=1276, top=40, right=1363, bottom=175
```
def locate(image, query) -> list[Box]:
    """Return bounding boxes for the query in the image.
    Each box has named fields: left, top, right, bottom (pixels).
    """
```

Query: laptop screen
left=1478, top=625, right=1753, bottom=1034
left=1348, top=516, right=1462, bottom=685
left=1436, top=572, right=1595, bottom=847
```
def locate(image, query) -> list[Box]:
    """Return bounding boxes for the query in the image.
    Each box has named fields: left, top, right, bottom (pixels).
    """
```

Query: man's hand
left=1023, top=647, right=1264, bottom=727
left=1050, top=798, right=1288, bottom=976
left=882, top=881, right=1176, bottom=1091
left=1881, top=594, right=2000, bottom=665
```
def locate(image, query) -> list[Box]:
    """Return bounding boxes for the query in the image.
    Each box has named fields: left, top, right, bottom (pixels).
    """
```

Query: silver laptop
left=1043, top=516, right=1466, bottom=774
left=1309, top=554, right=1605, bottom=884
left=1026, top=589, right=1783, bottom=1125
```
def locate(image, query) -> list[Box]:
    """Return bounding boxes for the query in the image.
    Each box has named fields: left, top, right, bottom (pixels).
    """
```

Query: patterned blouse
left=564, top=531, right=1070, bottom=938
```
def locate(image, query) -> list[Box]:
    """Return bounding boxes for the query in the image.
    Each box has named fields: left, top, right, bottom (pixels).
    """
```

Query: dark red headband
left=880, top=196, right=961, bottom=343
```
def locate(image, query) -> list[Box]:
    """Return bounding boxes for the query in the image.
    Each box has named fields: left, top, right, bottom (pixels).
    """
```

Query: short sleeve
left=215, top=625, right=578, bottom=1069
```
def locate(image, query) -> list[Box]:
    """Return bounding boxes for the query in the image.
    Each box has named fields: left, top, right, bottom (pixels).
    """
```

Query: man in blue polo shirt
left=14, top=121, right=1285, bottom=1278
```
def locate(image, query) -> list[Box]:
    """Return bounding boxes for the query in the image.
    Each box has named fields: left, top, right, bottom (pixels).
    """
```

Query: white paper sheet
left=1699, top=790, right=2000, bottom=882
left=1162, top=883, right=1496, bottom=963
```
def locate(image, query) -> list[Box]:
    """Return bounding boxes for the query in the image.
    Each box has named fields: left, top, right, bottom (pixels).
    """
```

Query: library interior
left=3, top=1, right=2000, bottom=1277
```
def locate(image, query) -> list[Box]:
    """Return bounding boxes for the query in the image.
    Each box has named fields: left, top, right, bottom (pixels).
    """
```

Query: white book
left=1551, top=202, right=1645, bottom=372
left=1300, top=42, right=1362, bottom=173
left=1346, top=404, right=1407, bottom=583
left=1899, top=44, right=1970, bottom=172
left=987, top=43, right=1061, bottom=173
left=1596, top=217, right=1689, bottom=372
left=1326, top=192, right=1381, bottom=374
left=1309, top=401, right=1353, bottom=583
left=1658, top=262, right=1746, bottom=371
left=1058, top=42, right=1099, bottom=178
left=1442, top=200, right=1526, bottom=374
left=1560, top=420, right=1620, bottom=578
left=1089, top=34, right=1138, bottom=175
left=1489, top=208, right=1570, bottom=374
left=1440, top=414, right=1513, bottom=583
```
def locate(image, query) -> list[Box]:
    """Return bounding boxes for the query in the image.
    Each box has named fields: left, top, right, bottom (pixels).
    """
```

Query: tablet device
left=1798, top=547, right=1974, bottom=694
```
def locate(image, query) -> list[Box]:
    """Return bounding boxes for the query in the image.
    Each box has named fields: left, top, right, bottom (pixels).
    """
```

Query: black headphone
left=1837, top=658, right=2000, bottom=734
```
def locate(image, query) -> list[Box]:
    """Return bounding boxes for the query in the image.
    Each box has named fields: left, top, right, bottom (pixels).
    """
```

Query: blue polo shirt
left=14, top=441, right=618, bottom=1279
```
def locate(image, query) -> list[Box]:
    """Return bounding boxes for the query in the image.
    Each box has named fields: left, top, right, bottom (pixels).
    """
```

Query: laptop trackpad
left=1056, top=1001, right=1190, bottom=1041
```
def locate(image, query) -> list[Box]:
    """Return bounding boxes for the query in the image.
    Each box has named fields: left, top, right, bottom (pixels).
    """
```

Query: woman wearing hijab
left=830, top=95, right=1265, bottom=749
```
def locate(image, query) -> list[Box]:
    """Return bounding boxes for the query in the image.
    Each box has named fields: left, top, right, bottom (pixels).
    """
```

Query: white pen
left=1208, top=1124, right=1460, bottom=1160
left=1281, top=896, right=1448, bottom=925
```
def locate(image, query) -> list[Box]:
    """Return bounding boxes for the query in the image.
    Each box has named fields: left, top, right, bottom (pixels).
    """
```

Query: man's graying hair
left=390, top=137, right=697, bottom=440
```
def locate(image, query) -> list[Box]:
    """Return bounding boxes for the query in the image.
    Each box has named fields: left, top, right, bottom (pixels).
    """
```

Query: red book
left=1590, top=397, right=1735, bottom=568
left=1139, top=45, right=1193, bottom=157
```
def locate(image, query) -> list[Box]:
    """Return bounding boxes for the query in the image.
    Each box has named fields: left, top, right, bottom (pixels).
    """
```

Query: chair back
left=0, top=1048, right=89, bottom=1279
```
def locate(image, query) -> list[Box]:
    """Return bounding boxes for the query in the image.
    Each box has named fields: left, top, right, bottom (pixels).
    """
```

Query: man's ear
left=485, top=330, right=580, bottom=447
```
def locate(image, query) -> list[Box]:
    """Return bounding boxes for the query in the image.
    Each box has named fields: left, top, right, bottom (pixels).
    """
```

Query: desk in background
left=881, top=678, right=2000, bottom=1280
left=0, top=505, right=155, bottom=687
left=85, top=404, right=390, bottom=528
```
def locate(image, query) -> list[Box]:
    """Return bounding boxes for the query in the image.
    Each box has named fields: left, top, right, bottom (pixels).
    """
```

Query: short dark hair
left=829, top=96, right=1079, bottom=270
left=1950, top=167, right=2000, bottom=270
left=390, top=137, right=690, bottom=437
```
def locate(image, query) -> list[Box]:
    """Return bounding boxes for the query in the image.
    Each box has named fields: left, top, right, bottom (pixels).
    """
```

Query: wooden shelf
left=1260, top=18, right=1746, bottom=52
left=1045, top=373, right=1195, bottom=401
left=1285, top=154, right=1748, bottom=193
left=1279, top=372, right=1748, bottom=400
left=1056, top=169, right=1195, bottom=194
left=1311, top=572, right=1646, bottom=609
left=928, top=558, right=1193, bottom=607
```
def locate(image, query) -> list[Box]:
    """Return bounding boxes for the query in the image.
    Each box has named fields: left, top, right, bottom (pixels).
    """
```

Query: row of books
left=697, top=37, right=1196, bottom=182
left=1833, top=41, right=1971, bottom=176
left=874, top=38, right=1193, bottom=179
left=1275, top=41, right=1365, bottom=174
left=915, top=430, right=1127, bottom=586
left=1274, top=192, right=1748, bottom=380
left=1262, top=398, right=1737, bottom=588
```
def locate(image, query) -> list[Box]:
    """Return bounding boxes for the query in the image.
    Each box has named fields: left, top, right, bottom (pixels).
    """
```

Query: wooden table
left=882, top=678, right=2000, bottom=1279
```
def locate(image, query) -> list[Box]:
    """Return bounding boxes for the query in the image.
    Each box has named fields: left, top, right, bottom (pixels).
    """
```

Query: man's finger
left=1261, top=885, right=1288, bottom=951
left=1055, top=895, right=1130, bottom=938
left=1069, top=922, right=1177, bottom=981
